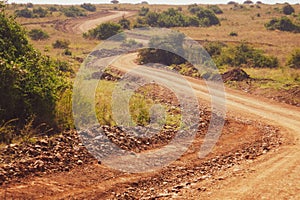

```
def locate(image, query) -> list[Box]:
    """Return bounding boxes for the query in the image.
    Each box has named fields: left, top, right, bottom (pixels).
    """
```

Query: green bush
left=52, top=39, right=70, bottom=49
left=139, top=6, right=149, bottom=16
left=265, top=17, right=300, bottom=33
left=48, top=6, right=58, bottom=12
left=118, top=17, right=131, bottom=29
left=287, top=49, right=300, bottom=69
left=196, top=9, right=220, bottom=26
left=207, top=5, right=223, bottom=14
left=61, top=6, right=86, bottom=17
left=216, top=43, right=278, bottom=68
left=282, top=4, right=295, bottom=15
left=80, top=3, right=96, bottom=12
left=33, top=7, right=48, bottom=18
left=0, top=8, right=70, bottom=129
left=204, top=41, right=227, bottom=57
left=138, top=32, right=186, bottom=66
left=28, top=29, right=49, bottom=40
left=84, top=22, right=123, bottom=40
left=15, top=8, right=33, bottom=18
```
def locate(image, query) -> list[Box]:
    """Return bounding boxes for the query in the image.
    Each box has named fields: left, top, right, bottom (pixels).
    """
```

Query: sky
left=6, top=0, right=300, bottom=5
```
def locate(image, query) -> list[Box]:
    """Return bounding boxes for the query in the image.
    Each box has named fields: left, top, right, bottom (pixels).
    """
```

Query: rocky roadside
left=110, top=124, right=283, bottom=199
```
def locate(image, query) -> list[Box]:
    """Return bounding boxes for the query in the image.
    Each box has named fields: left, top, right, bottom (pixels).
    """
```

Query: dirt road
left=112, top=53, right=300, bottom=199
left=56, top=10, right=136, bottom=34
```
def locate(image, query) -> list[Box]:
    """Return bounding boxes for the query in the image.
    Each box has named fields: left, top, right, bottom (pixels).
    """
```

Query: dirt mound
left=222, top=68, right=250, bottom=82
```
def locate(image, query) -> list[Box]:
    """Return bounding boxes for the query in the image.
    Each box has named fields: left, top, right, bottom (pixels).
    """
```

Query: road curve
left=113, top=53, right=300, bottom=199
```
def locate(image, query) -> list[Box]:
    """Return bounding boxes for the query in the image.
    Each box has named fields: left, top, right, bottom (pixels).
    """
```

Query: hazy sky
left=7, top=0, right=300, bottom=5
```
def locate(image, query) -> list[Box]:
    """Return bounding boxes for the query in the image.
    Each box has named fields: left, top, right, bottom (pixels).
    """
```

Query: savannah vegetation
left=0, top=1, right=300, bottom=144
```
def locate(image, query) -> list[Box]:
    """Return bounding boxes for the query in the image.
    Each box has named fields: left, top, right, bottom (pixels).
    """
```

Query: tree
left=282, top=4, right=295, bottom=15
left=265, top=17, right=300, bottom=33
left=111, top=0, right=119, bottom=4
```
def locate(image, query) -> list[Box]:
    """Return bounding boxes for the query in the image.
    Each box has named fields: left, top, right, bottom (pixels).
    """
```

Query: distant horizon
left=7, top=0, right=300, bottom=5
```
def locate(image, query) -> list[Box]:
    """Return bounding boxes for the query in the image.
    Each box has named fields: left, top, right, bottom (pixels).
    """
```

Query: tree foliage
left=84, top=22, right=123, bottom=40
left=282, top=4, right=295, bottom=15
left=215, top=43, right=278, bottom=68
left=0, top=8, right=70, bottom=127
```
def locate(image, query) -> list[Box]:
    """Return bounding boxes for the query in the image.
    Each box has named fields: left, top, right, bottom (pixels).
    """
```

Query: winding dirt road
left=56, top=10, right=136, bottom=34
left=1, top=10, right=300, bottom=199
left=113, top=53, right=300, bottom=199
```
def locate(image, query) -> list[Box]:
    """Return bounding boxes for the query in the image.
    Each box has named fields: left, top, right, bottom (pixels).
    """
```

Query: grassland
left=5, top=2, right=300, bottom=108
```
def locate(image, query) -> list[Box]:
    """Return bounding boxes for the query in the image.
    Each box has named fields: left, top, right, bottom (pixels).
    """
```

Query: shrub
left=196, top=9, right=220, bottom=26
left=28, top=29, right=49, bottom=40
left=229, top=31, right=238, bottom=36
left=204, top=41, right=227, bottom=56
left=61, top=6, right=86, bottom=17
left=139, top=6, right=149, bottom=16
left=84, top=22, right=122, bottom=40
left=48, top=6, right=58, bottom=12
left=282, top=4, right=295, bottom=15
left=0, top=8, right=70, bottom=129
left=207, top=5, right=223, bottom=14
left=118, top=17, right=131, bottom=29
left=33, top=7, right=48, bottom=18
left=216, top=43, right=279, bottom=68
left=138, top=32, right=186, bottom=66
left=287, top=49, right=300, bottom=69
left=15, top=8, right=33, bottom=18
left=265, top=17, right=300, bottom=33
left=80, top=3, right=96, bottom=12
left=188, top=4, right=203, bottom=14
left=52, top=39, right=70, bottom=49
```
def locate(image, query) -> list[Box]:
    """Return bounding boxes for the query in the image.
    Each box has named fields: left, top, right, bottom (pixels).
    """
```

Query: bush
left=138, top=32, right=186, bottom=66
left=207, top=5, right=223, bottom=14
left=52, top=39, right=70, bottom=49
left=204, top=41, right=227, bottom=56
left=0, top=8, right=70, bottom=129
left=118, top=17, right=131, bottom=29
left=188, top=4, right=203, bottom=14
left=229, top=31, right=238, bottom=36
left=33, top=7, right=48, bottom=18
left=265, top=17, right=300, bottom=33
left=139, top=6, right=149, bottom=16
left=15, top=8, right=33, bottom=18
left=80, top=3, right=96, bottom=12
left=48, top=6, right=58, bottom=12
left=216, top=43, right=279, bottom=68
left=287, top=49, right=300, bottom=69
left=61, top=6, right=86, bottom=17
left=196, top=9, right=220, bottom=26
left=84, top=22, right=122, bottom=40
left=28, top=29, right=49, bottom=40
left=282, top=4, right=295, bottom=15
